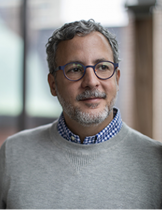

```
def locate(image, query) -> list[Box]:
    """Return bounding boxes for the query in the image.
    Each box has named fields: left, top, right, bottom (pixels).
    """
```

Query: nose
left=81, top=67, right=100, bottom=89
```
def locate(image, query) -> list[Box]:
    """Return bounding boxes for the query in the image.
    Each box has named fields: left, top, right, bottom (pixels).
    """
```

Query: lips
left=76, top=90, right=106, bottom=101
left=80, top=97, right=103, bottom=101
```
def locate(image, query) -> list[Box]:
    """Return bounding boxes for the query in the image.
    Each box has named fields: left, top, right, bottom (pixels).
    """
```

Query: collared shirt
left=57, top=108, right=123, bottom=145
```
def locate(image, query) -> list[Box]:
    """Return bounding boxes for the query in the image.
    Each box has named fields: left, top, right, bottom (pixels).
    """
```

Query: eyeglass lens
left=64, top=62, right=114, bottom=81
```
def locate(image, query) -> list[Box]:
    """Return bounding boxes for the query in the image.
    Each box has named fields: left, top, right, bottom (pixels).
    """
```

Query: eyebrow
left=66, top=58, right=111, bottom=65
left=94, top=58, right=110, bottom=63
left=67, top=60, right=84, bottom=64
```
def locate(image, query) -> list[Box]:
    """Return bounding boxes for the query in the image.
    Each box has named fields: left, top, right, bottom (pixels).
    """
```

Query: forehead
left=56, top=31, right=113, bottom=65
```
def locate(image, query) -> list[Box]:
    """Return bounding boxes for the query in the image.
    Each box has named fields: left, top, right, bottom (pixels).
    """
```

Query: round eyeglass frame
left=54, top=61, right=119, bottom=81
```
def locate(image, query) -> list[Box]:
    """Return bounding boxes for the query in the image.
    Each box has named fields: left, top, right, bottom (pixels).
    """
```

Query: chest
left=5, top=150, right=162, bottom=209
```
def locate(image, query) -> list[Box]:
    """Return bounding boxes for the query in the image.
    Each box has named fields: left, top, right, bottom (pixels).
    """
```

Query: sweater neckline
left=49, top=121, right=129, bottom=155
left=57, top=108, right=123, bottom=145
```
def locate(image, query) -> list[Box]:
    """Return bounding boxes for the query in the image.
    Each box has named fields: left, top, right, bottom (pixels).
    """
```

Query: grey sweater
left=0, top=121, right=162, bottom=209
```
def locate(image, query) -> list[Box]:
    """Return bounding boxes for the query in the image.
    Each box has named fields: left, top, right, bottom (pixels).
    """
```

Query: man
left=0, top=19, right=162, bottom=209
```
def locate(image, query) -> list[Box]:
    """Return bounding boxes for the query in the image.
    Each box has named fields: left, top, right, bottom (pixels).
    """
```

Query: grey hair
left=46, top=19, right=119, bottom=74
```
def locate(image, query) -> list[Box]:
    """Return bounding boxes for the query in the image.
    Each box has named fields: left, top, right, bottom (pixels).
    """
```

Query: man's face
left=48, top=31, right=120, bottom=128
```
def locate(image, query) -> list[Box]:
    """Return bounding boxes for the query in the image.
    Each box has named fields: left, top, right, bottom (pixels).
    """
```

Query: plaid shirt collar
left=57, top=108, right=123, bottom=145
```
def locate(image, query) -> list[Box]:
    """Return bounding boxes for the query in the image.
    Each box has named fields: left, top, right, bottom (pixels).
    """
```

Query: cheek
left=103, top=79, right=118, bottom=94
left=57, top=80, right=78, bottom=101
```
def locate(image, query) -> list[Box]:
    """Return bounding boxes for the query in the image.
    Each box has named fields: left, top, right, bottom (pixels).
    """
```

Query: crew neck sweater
left=0, top=121, right=162, bottom=209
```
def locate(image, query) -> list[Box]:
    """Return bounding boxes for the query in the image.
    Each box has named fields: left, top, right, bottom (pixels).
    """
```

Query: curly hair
left=46, top=19, right=119, bottom=74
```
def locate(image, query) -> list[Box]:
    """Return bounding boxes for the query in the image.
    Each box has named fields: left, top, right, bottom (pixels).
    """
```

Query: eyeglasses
left=54, top=61, right=118, bottom=81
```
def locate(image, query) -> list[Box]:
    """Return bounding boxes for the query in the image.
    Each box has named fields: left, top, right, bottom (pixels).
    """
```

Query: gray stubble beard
left=55, top=86, right=117, bottom=127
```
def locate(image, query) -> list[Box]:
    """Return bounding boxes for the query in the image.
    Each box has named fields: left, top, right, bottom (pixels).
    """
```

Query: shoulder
left=0, top=120, right=58, bottom=157
left=121, top=122, right=162, bottom=157
left=6, top=123, right=52, bottom=144
left=123, top=122, right=161, bottom=143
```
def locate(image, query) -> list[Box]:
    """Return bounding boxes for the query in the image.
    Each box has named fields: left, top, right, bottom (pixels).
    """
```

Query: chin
left=67, top=105, right=111, bottom=127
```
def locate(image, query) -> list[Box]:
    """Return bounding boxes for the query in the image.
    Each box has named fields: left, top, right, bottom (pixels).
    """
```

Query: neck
left=63, top=111, right=114, bottom=144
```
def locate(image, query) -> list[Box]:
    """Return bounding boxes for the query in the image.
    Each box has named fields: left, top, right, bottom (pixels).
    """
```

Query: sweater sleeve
left=0, top=142, right=7, bottom=209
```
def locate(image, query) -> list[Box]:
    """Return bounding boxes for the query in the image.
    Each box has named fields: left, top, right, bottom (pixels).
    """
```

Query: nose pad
left=84, top=67, right=96, bottom=78
left=81, top=67, right=100, bottom=88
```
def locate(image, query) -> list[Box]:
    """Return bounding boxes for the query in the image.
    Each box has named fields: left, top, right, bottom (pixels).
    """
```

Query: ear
left=48, top=73, right=57, bottom=96
left=116, top=69, right=120, bottom=91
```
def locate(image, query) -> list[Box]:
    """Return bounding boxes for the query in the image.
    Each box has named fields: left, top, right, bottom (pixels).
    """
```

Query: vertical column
left=153, top=3, right=162, bottom=142
left=134, top=16, right=153, bottom=138
left=120, top=11, right=136, bottom=128
left=18, top=0, right=27, bottom=131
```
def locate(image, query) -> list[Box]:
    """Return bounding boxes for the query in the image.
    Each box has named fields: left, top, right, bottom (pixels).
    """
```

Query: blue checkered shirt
left=57, top=108, right=123, bottom=145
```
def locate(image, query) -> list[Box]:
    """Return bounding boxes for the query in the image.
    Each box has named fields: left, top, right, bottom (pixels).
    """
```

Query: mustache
left=76, top=90, right=106, bottom=101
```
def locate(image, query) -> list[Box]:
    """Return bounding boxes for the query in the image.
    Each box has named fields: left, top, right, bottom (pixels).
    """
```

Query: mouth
left=80, top=97, right=103, bottom=102
left=76, top=90, right=106, bottom=101
left=80, top=98, right=101, bottom=109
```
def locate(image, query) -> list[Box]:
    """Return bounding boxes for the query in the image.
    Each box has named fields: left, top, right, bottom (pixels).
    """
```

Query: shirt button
left=71, top=136, right=75, bottom=141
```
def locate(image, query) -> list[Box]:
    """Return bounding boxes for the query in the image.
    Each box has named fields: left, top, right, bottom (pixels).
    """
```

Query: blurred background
left=0, top=0, right=162, bottom=146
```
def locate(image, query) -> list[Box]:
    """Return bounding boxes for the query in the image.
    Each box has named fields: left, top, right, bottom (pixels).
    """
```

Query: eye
left=95, top=61, right=114, bottom=73
left=70, top=67, right=83, bottom=73
left=101, top=65, right=109, bottom=70
left=65, top=63, right=84, bottom=74
left=97, top=64, right=110, bottom=71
